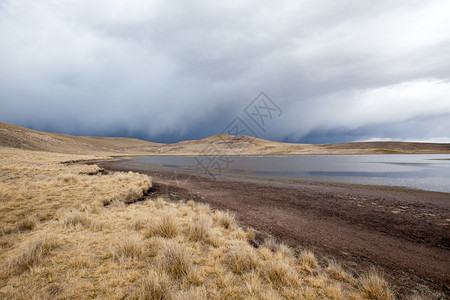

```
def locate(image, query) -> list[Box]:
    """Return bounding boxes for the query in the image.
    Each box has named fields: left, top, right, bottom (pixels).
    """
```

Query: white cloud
left=361, top=137, right=450, bottom=143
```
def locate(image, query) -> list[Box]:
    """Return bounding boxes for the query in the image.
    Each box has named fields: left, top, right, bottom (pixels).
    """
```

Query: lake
left=122, top=154, right=450, bottom=193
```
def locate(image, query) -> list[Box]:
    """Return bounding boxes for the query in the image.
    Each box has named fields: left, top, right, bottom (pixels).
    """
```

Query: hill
left=1, top=122, right=449, bottom=155
left=0, top=122, right=161, bottom=155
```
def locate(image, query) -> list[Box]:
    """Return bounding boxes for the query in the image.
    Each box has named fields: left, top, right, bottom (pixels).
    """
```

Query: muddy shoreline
left=87, top=159, right=450, bottom=298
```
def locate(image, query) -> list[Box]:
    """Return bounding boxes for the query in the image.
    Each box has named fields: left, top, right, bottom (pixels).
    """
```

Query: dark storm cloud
left=0, top=0, right=449, bottom=143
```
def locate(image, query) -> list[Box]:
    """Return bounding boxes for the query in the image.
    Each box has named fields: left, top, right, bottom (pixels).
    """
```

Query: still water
left=123, top=155, right=450, bottom=193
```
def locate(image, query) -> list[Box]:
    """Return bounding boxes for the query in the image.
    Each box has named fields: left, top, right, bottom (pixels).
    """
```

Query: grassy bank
left=0, top=147, right=395, bottom=299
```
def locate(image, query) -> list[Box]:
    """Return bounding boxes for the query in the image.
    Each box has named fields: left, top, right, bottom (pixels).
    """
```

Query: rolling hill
left=1, top=122, right=449, bottom=155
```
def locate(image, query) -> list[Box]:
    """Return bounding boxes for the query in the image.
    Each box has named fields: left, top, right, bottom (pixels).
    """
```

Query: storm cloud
left=1, top=0, right=449, bottom=143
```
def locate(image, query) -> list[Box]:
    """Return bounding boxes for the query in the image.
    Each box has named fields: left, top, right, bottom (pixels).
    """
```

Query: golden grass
left=147, top=213, right=179, bottom=238
left=359, top=268, right=394, bottom=300
left=134, top=270, right=171, bottom=299
left=0, top=146, right=396, bottom=299
left=8, top=233, right=60, bottom=273
left=214, top=210, right=236, bottom=229
left=188, top=215, right=211, bottom=242
left=63, top=209, right=93, bottom=228
left=326, top=260, right=358, bottom=286
left=298, top=250, right=319, bottom=269
left=159, top=241, right=192, bottom=278
left=264, top=259, right=298, bottom=288
left=17, top=216, right=37, bottom=231
left=227, top=241, right=260, bottom=274
left=113, top=235, right=145, bottom=260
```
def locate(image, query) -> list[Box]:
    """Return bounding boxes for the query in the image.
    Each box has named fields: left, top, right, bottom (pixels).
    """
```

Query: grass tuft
left=298, top=250, right=318, bottom=268
left=359, top=268, right=394, bottom=300
left=227, top=241, right=260, bottom=274
left=135, top=270, right=171, bottom=300
left=264, top=259, right=299, bottom=288
left=325, top=283, right=343, bottom=299
left=108, top=199, right=126, bottom=208
left=17, top=216, right=37, bottom=231
left=214, top=210, right=235, bottom=229
left=172, top=287, right=208, bottom=300
left=149, top=214, right=179, bottom=238
left=188, top=216, right=211, bottom=243
left=10, top=234, right=59, bottom=272
left=263, top=237, right=280, bottom=252
left=159, top=241, right=192, bottom=278
left=112, top=235, right=145, bottom=260
left=326, top=260, right=357, bottom=285
left=63, top=210, right=91, bottom=228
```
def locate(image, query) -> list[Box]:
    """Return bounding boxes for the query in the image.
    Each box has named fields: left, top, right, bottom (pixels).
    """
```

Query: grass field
left=0, top=146, right=398, bottom=299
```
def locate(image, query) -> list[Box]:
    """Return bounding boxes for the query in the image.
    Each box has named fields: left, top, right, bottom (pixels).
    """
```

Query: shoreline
left=86, top=158, right=450, bottom=297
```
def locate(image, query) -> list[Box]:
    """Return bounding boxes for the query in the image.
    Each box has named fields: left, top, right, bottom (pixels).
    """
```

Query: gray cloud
left=1, top=0, right=449, bottom=143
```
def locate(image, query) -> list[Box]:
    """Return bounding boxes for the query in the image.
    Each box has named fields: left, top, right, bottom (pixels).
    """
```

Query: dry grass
left=188, top=216, right=211, bottom=242
left=17, top=216, right=37, bottom=231
left=298, top=249, right=319, bottom=269
left=214, top=210, right=236, bottom=229
left=159, top=241, right=192, bottom=278
left=0, top=146, right=396, bottom=299
left=113, top=235, right=145, bottom=260
left=359, top=268, right=394, bottom=300
left=0, top=148, right=151, bottom=234
left=147, top=213, right=179, bottom=238
left=9, top=233, right=60, bottom=273
left=325, top=283, right=344, bottom=299
left=227, top=241, right=260, bottom=274
left=63, top=210, right=92, bottom=228
left=327, top=260, right=357, bottom=286
left=264, top=259, right=298, bottom=288
left=134, top=270, right=171, bottom=299
left=172, top=287, right=208, bottom=300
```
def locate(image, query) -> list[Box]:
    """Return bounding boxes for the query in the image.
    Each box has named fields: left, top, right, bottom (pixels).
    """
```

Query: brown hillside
left=1, top=122, right=449, bottom=155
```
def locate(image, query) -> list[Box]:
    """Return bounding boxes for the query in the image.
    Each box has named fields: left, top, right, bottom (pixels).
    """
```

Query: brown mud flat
left=87, top=159, right=450, bottom=298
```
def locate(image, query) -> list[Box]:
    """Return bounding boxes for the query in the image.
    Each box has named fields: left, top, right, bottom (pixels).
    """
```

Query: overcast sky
left=1, top=0, right=450, bottom=143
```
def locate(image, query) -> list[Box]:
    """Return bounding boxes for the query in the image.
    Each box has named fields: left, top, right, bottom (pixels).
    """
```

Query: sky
left=1, top=0, right=450, bottom=144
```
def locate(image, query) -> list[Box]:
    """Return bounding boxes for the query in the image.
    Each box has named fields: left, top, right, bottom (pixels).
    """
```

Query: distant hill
left=0, top=122, right=162, bottom=155
left=1, top=122, right=449, bottom=155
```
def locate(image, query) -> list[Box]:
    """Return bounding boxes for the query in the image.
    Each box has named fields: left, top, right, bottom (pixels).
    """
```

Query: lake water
left=123, top=155, right=450, bottom=193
